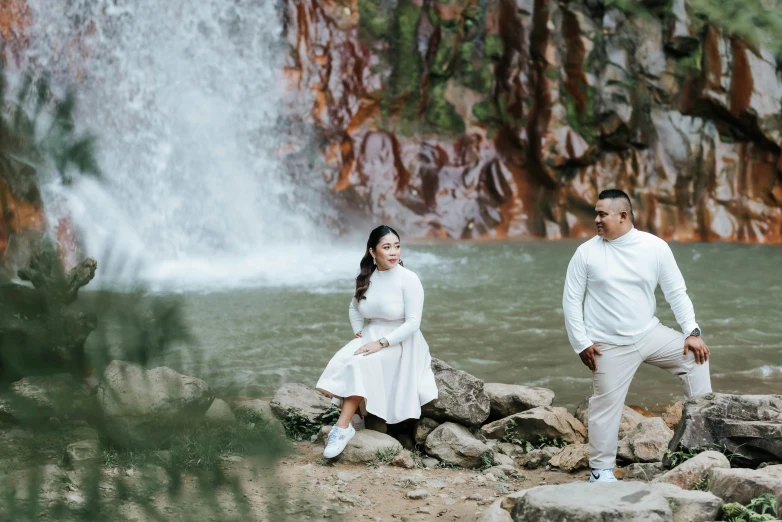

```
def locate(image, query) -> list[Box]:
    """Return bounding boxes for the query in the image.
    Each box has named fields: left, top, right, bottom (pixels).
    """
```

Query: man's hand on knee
left=684, top=336, right=710, bottom=364
left=579, top=345, right=602, bottom=372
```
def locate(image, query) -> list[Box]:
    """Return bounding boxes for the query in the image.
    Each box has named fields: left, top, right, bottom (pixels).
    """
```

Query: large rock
left=7, top=374, right=97, bottom=420
left=204, top=398, right=236, bottom=426
left=509, top=482, right=673, bottom=521
left=421, top=358, right=490, bottom=427
left=425, top=422, right=492, bottom=469
left=549, top=444, right=590, bottom=472
left=232, top=397, right=285, bottom=434
left=647, top=483, right=723, bottom=522
left=484, top=383, right=555, bottom=419
left=270, top=383, right=333, bottom=424
left=97, top=360, right=215, bottom=448
left=624, top=462, right=665, bottom=482
left=654, top=451, right=730, bottom=490
left=709, top=465, right=782, bottom=505
left=318, top=426, right=402, bottom=464
left=618, top=417, right=673, bottom=463
left=478, top=499, right=513, bottom=522
left=662, top=400, right=684, bottom=430
left=575, top=398, right=646, bottom=437
left=668, top=393, right=782, bottom=467
left=481, top=406, right=587, bottom=445
left=414, top=417, right=440, bottom=446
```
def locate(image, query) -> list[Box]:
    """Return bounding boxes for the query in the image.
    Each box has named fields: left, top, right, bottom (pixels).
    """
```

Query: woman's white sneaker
left=589, top=468, right=618, bottom=483
left=323, top=425, right=356, bottom=458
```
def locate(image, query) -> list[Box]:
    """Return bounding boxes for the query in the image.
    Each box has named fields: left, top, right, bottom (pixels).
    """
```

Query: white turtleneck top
left=563, top=227, right=699, bottom=353
left=349, top=264, right=424, bottom=346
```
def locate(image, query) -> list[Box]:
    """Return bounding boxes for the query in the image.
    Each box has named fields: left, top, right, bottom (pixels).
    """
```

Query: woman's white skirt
left=316, top=319, right=438, bottom=424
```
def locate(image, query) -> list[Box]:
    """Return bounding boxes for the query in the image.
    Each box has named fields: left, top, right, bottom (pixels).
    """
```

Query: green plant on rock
left=281, top=410, right=322, bottom=442
left=358, top=0, right=391, bottom=41
left=690, top=477, right=710, bottom=491
left=722, top=493, right=779, bottom=522
left=478, top=450, right=494, bottom=471
left=375, top=446, right=401, bottom=464
left=424, top=80, right=465, bottom=135
left=666, top=442, right=748, bottom=469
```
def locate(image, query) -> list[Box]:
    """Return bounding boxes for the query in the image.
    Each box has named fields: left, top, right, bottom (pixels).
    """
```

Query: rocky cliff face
left=281, top=0, right=782, bottom=241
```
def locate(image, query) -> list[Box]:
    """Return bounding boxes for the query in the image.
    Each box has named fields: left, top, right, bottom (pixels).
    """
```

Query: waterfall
left=21, top=0, right=357, bottom=291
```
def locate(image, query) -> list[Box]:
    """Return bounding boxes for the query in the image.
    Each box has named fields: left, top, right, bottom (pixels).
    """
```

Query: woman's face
left=371, top=233, right=401, bottom=271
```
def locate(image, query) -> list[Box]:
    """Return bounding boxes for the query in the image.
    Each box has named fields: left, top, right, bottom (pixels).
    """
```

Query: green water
left=99, top=240, right=782, bottom=412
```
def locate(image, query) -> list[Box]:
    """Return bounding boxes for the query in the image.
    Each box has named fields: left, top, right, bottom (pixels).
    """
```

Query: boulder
left=414, top=417, right=440, bottom=446
left=575, top=398, right=646, bottom=437
left=648, top=483, right=723, bottom=522
left=425, top=422, right=492, bottom=469
left=654, top=451, right=730, bottom=490
left=618, top=417, right=673, bottom=463
left=708, top=465, right=782, bottom=505
left=662, top=400, right=684, bottom=430
left=478, top=499, right=513, bottom=522
left=231, top=397, right=285, bottom=434
left=481, top=406, right=587, bottom=444
left=204, top=399, right=236, bottom=426
left=97, top=360, right=215, bottom=448
left=421, top=358, right=490, bottom=427
left=510, top=482, right=673, bottom=521
left=492, top=451, right=515, bottom=467
left=7, top=374, right=97, bottom=420
left=549, top=444, right=590, bottom=472
left=496, top=442, right=527, bottom=458
left=391, top=449, right=416, bottom=469
left=517, top=447, right=561, bottom=470
left=269, top=383, right=332, bottom=424
left=668, top=393, right=782, bottom=467
left=484, top=383, right=555, bottom=419
left=318, top=426, right=402, bottom=464
left=65, top=439, right=101, bottom=467
left=624, top=462, right=665, bottom=482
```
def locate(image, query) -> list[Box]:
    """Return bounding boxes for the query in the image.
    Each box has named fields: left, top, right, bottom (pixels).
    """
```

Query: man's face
left=594, top=199, right=625, bottom=239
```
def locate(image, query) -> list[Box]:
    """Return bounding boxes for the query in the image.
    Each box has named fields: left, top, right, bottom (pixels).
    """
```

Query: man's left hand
left=684, top=336, right=710, bottom=364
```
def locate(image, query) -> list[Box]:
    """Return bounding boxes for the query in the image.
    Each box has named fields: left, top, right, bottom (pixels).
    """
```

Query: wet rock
left=204, top=398, right=236, bottom=426
left=421, top=358, right=491, bottom=427
left=669, top=394, right=782, bottom=468
left=617, top=417, right=673, bottom=463
left=510, top=482, right=673, bottom=521
left=654, top=451, right=730, bottom=490
left=484, top=383, right=555, bottom=419
left=270, top=383, right=333, bottom=425
left=575, top=397, right=647, bottom=437
left=65, top=439, right=101, bottom=467
left=481, top=406, right=587, bottom=444
left=414, top=417, right=440, bottom=446
left=708, top=465, right=782, bottom=505
left=97, top=360, right=214, bottom=448
left=549, top=443, right=590, bottom=472
left=318, top=426, right=402, bottom=465
left=425, top=422, right=492, bottom=469
left=624, top=462, right=665, bottom=482
left=648, top=483, right=723, bottom=522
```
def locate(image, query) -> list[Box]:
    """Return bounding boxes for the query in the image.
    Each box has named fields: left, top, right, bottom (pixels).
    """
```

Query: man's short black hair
left=598, top=189, right=634, bottom=221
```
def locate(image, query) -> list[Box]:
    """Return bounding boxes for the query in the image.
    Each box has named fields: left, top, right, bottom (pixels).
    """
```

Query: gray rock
left=204, top=399, right=236, bottom=426
left=97, top=360, right=215, bottom=448
left=8, top=374, right=97, bottom=420
left=318, top=426, right=402, bottom=464
left=406, top=489, right=429, bottom=500
left=425, top=422, right=492, bottom=469
left=484, top=383, right=555, bottom=419
left=648, top=483, right=723, bottom=522
left=549, top=443, right=590, bottom=472
left=575, top=398, right=647, bottom=437
left=270, top=383, right=332, bottom=424
left=510, top=482, right=673, bottom=521
left=493, top=451, right=515, bottom=467
left=478, top=500, right=513, bottom=522
left=231, top=397, right=285, bottom=434
left=517, top=447, right=560, bottom=470
left=414, top=417, right=440, bottom=446
left=424, top=479, right=448, bottom=489
left=624, top=462, right=665, bottom=482
left=496, top=442, right=526, bottom=458
left=654, top=451, right=730, bottom=490
left=481, top=406, right=587, bottom=444
left=709, top=465, right=782, bottom=505
left=421, top=358, right=491, bottom=427
left=618, top=417, right=673, bottom=463
left=391, top=449, right=416, bottom=469
left=422, top=457, right=439, bottom=468
left=668, top=393, right=782, bottom=467
left=484, top=464, right=519, bottom=480
left=65, top=440, right=101, bottom=467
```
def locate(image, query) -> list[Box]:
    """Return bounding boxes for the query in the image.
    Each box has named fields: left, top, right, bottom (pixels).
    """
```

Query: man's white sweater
left=563, top=227, right=699, bottom=353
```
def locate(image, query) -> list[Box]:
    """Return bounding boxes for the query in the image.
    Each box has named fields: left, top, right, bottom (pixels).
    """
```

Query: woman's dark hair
left=354, top=225, right=403, bottom=301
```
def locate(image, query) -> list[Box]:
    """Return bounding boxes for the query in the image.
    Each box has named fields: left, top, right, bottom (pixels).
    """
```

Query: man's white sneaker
left=589, top=468, right=618, bottom=483
left=323, top=424, right=356, bottom=458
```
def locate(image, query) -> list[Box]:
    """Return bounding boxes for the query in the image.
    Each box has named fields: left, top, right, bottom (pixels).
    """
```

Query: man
left=562, top=189, right=712, bottom=483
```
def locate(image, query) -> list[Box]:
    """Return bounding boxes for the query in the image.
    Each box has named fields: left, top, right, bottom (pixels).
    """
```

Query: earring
left=372, top=257, right=376, bottom=265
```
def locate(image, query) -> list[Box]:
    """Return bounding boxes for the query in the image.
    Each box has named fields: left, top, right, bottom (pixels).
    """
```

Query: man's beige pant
left=588, top=323, right=712, bottom=469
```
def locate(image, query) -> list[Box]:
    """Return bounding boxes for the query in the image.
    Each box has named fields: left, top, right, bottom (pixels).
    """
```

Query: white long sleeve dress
left=316, top=264, right=438, bottom=424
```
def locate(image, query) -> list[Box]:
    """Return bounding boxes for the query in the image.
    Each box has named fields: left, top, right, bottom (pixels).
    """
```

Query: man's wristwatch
left=688, top=327, right=701, bottom=338
left=379, top=337, right=389, bottom=348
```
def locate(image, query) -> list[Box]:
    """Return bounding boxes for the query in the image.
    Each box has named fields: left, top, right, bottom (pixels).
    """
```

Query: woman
left=316, top=225, right=438, bottom=458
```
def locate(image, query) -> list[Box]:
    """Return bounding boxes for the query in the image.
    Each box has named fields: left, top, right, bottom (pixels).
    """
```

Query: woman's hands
left=354, top=340, right=383, bottom=356
left=353, top=332, right=363, bottom=339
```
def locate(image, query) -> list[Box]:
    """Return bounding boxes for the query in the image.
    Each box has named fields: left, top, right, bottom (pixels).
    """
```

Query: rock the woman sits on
left=316, top=225, right=438, bottom=458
